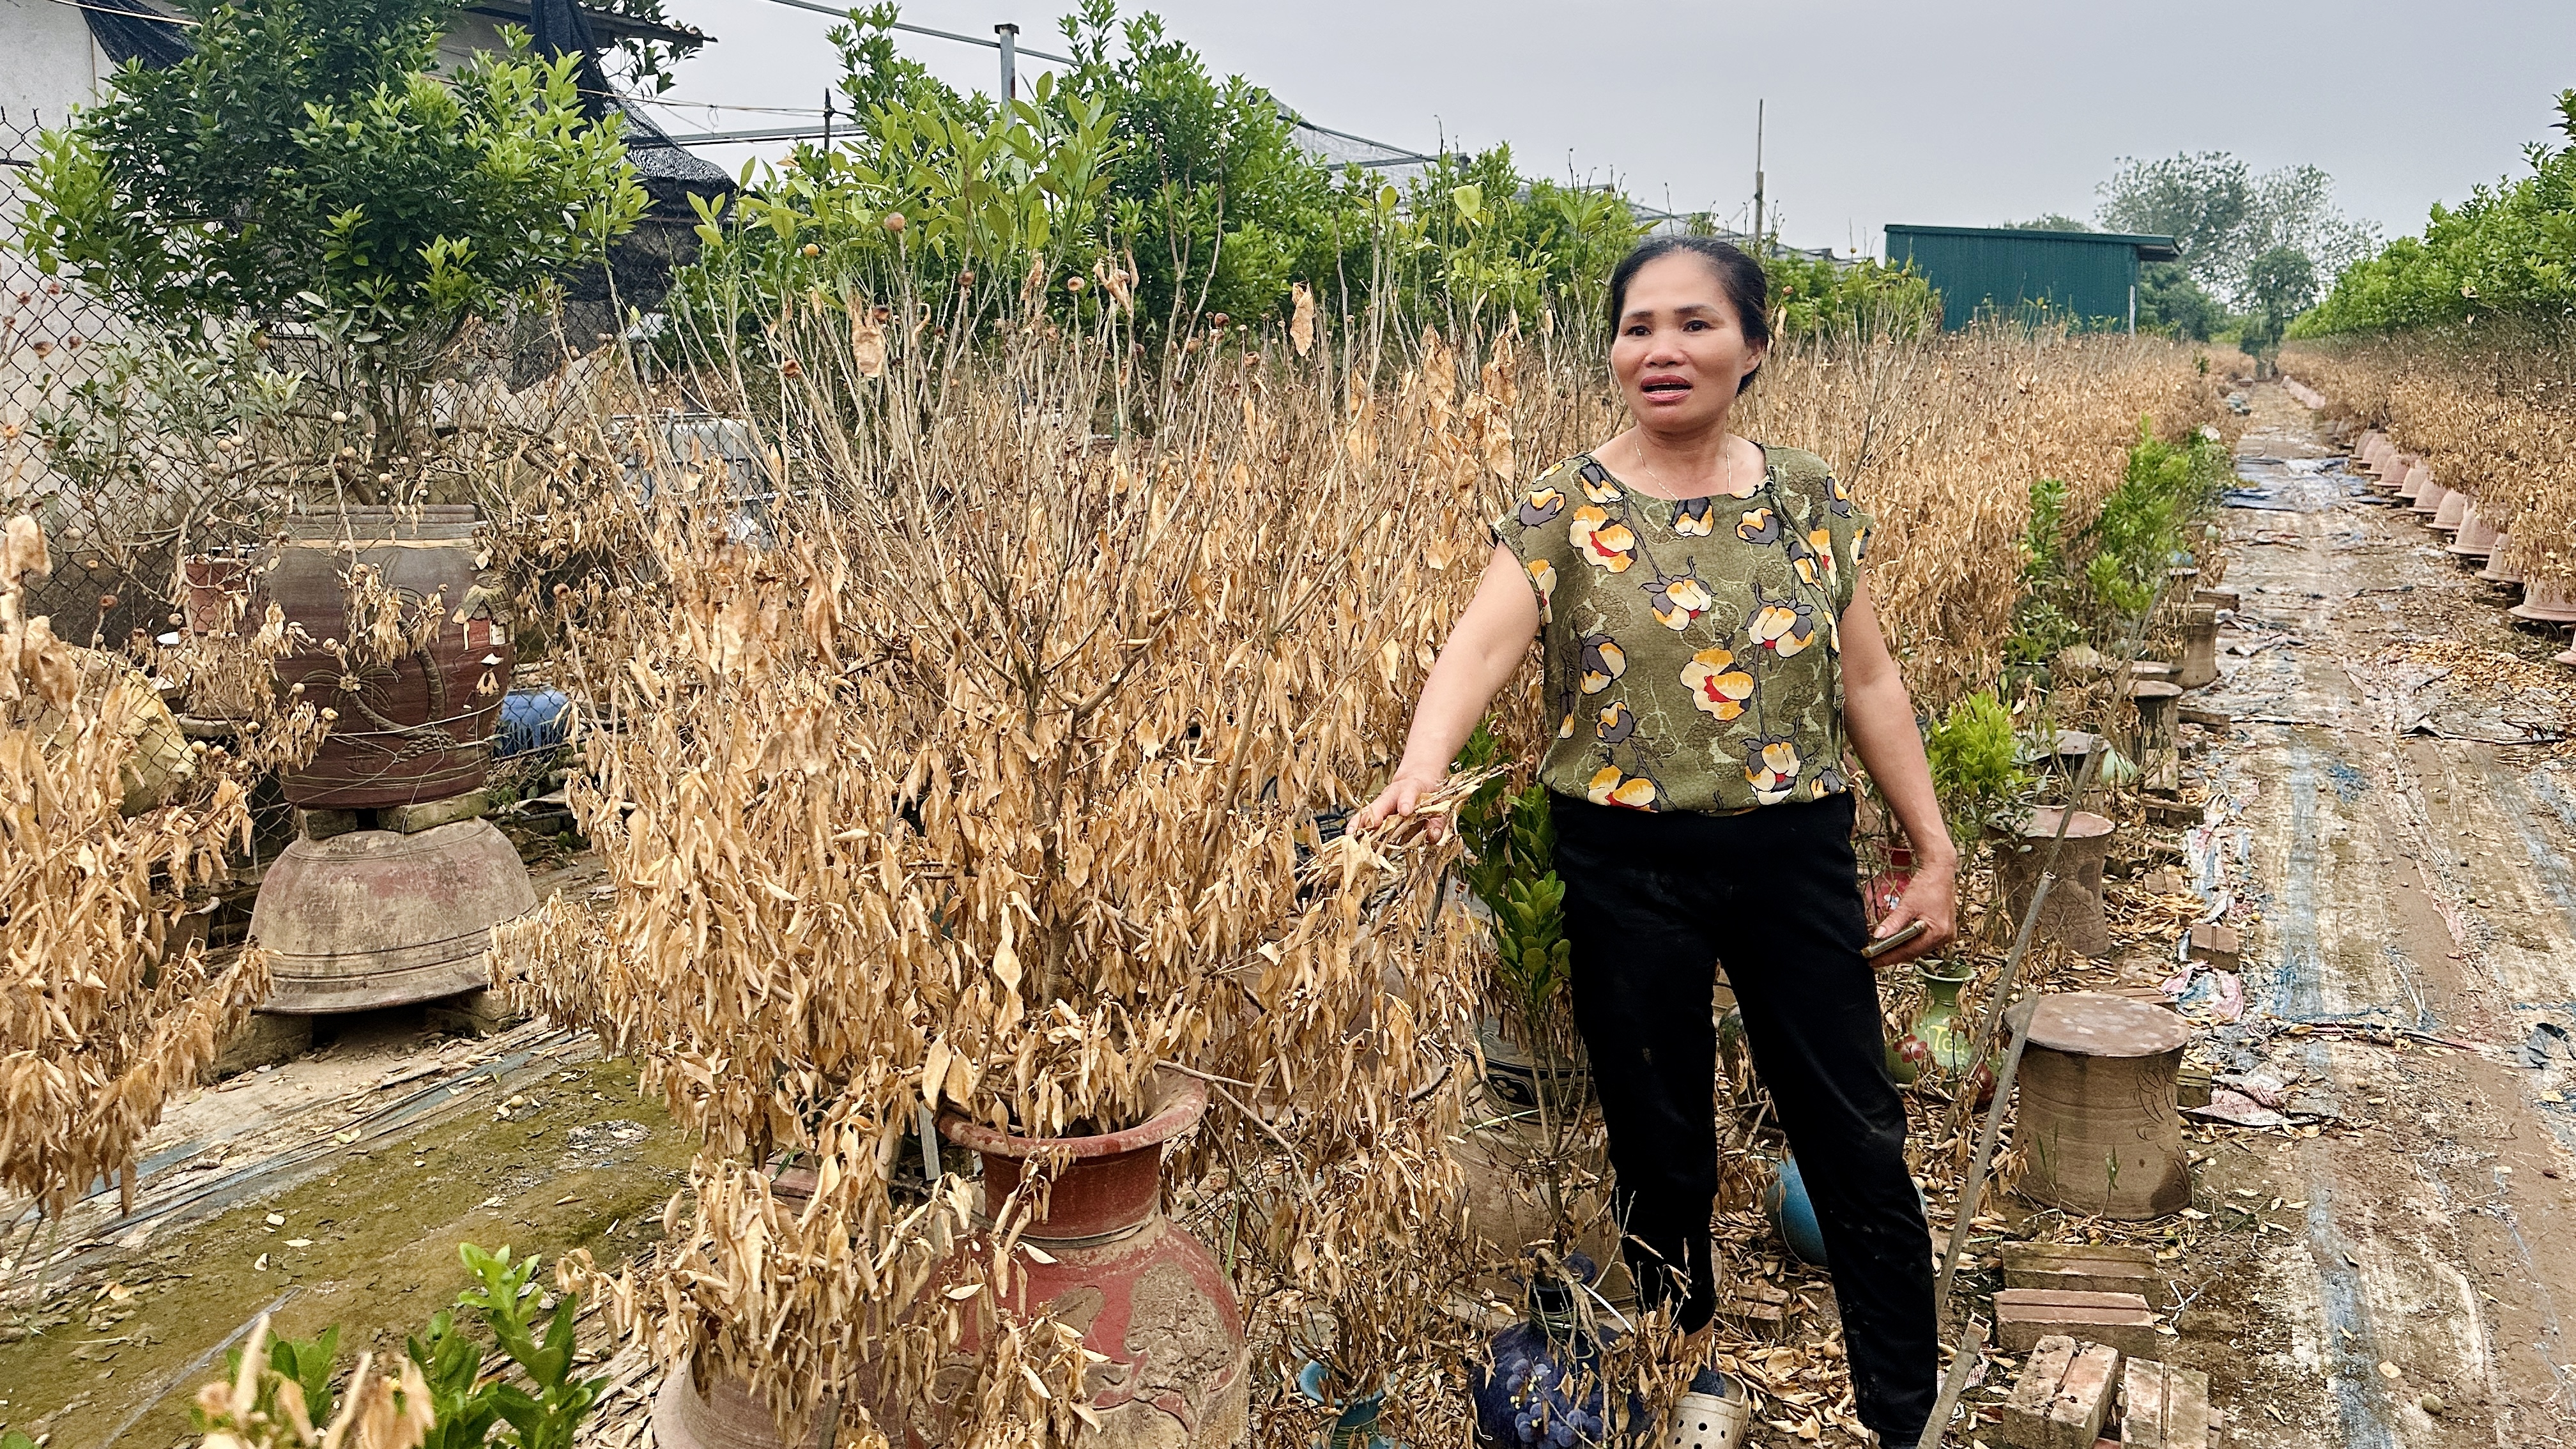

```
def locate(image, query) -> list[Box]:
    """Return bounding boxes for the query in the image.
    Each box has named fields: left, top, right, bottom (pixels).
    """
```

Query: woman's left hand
left=1870, top=854, right=1957, bottom=969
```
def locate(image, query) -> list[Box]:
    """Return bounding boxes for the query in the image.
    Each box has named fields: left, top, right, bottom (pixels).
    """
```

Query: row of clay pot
left=2352, top=429, right=2576, bottom=664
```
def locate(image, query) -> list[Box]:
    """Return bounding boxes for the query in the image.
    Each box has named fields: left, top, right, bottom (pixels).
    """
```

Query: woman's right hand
left=1354, top=767, right=1450, bottom=841
left=1351, top=546, right=1542, bottom=846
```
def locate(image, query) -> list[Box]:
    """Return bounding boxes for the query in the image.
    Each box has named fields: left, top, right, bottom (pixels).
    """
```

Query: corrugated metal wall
left=1886, top=227, right=2143, bottom=332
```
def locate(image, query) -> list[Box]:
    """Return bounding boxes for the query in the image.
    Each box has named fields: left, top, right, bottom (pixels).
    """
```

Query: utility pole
left=996, top=22, right=1018, bottom=103
left=821, top=89, right=834, bottom=149
left=1751, top=98, right=1765, bottom=257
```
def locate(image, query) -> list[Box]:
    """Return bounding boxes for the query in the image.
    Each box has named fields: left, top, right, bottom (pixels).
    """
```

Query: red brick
left=2119, top=1357, right=2218, bottom=1449
left=2186, top=923, right=2241, bottom=972
left=1995, top=1289, right=2158, bottom=1359
left=2000, top=1241, right=2168, bottom=1305
left=2000, top=1337, right=2125, bottom=1449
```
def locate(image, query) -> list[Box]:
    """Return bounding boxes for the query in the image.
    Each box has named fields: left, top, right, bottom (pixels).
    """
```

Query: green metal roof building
left=1884, top=225, right=2181, bottom=332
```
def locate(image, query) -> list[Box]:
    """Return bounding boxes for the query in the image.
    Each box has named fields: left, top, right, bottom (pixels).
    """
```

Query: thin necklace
left=1626, top=434, right=1736, bottom=502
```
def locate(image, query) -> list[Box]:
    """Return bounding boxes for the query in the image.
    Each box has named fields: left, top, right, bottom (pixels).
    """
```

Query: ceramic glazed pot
left=1887, top=963, right=1991, bottom=1106
left=249, top=818, right=535, bottom=1011
left=1863, top=845, right=1915, bottom=928
left=912, top=1072, right=1250, bottom=1449
left=1296, top=1361, right=1392, bottom=1449
left=1753, top=1155, right=1929, bottom=1269
left=259, top=505, right=509, bottom=808
left=1476, top=1016, right=1593, bottom=1119
left=1467, top=1254, right=1648, bottom=1448
left=2009, top=993, right=2191, bottom=1220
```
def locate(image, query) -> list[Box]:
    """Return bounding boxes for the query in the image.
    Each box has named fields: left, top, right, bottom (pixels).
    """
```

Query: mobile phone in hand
left=1863, top=919, right=1928, bottom=960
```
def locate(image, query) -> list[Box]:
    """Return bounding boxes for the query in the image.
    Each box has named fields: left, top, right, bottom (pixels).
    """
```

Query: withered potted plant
left=505, top=282, right=1499, bottom=1447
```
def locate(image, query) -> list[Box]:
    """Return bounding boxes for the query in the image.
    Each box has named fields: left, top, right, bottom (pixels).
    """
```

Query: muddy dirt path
left=2174, top=380, right=2576, bottom=1447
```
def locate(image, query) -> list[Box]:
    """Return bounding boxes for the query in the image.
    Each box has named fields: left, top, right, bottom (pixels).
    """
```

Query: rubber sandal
left=1660, top=1368, right=1749, bottom=1449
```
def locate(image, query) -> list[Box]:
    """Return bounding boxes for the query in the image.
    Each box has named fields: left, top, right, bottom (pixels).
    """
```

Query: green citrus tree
left=15, top=0, right=647, bottom=459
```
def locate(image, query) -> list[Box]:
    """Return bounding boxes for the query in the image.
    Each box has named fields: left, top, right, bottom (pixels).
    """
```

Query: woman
left=1358, top=236, right=1952, bottom=1446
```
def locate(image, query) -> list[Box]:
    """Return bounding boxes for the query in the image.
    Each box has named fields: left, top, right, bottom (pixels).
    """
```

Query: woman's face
left=1609, top=253, right=1767, bottom=432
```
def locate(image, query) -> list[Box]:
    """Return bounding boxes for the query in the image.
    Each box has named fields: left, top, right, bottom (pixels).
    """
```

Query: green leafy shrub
left=1763, top=252, right=1940, bottom=342
left=1924, top=689, right=2028, bottom=835
left=1452, top=722, right=1568, bottom=1042
left=17, top=0, right=647, bottom=452
left=671, top=2, right=1646, bottom=359
left=2296, top=87, right=2576, bottom=335
left=190, top=1243, right=607, bottom=1449
left=2076, top=418, right=2230, bottom=623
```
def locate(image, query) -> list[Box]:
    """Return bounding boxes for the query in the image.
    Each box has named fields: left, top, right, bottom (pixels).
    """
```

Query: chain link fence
left=1, top=109, right=207, bottom=650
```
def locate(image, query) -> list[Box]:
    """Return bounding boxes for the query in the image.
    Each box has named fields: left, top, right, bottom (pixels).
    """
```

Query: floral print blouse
left=1491, top=444, right=1873, bottom=815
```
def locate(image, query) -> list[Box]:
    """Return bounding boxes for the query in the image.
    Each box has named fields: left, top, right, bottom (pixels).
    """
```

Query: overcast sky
left=651, top=0, right=2576, bottom=261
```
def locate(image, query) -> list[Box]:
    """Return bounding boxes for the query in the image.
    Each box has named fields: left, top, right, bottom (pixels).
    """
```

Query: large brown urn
left=259, top=505, right=508, bottom=808
left=249, top=818, right=535, bottom=1011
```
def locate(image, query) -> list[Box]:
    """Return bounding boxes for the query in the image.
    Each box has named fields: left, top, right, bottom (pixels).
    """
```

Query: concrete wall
left=0, top=0, right=110, bottom=131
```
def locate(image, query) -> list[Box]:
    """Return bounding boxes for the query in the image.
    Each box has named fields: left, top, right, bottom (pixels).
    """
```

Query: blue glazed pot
left=1297, top=1361, right=1393, bottom=1448
left=1755, top=1154, right=1932, bottom=1270
left=1758, top=1154, right=1830, bottom=1267
left=1466, top=1255, right=1648, bottom=1448
left=494, top=686, right=571, bottom=760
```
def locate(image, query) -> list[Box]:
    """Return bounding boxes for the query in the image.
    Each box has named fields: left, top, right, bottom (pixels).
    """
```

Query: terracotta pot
left=2480, top=533, right=2522, bottom=585
left=2127, top=659, right=2178, bottom=685
left=2127, top=678, right=2185, bottom=795
left=2177, top=603, right=2221, bottom=690
left=1454, top=1104, right=1619, bottom=1287
left=2393, top=459, right=2426, bottom=501
left=2358, top=433, right=2388, bottom=473
left=2446, top=507, right=2499, bottom=561
left=910, top=1073, right=1250, bottom=1449
left=2510, top=579, right=2576, bottom=625
left=2409, top=479, right=2451, bottom=518
left=258, top=506, right=509, bottom=808
left=2558, top=630, right=2576, bottom=670
left=182, top=551, right=252, bottom=635
left=2430, top=489, right=2469, bottom=532
left=2050, top=729, right=2104, bottom=779
left=249, top=818, right=535, bottom=1011
left=649, top=1169, right=838, bottom=1449
left=1993, top=809, right=2115, bottom=959
left=2008, top=993, right=2191, bottom=1220
left=2191, top=586, right=2239, bottom=613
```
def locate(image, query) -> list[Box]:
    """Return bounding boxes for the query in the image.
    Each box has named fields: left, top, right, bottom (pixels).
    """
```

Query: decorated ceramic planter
left=909, top=1071, right=1251, bottom=1448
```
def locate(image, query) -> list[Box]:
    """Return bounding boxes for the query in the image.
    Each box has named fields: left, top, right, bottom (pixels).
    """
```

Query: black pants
left=1552, top=790, right=1936, bottom=1441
